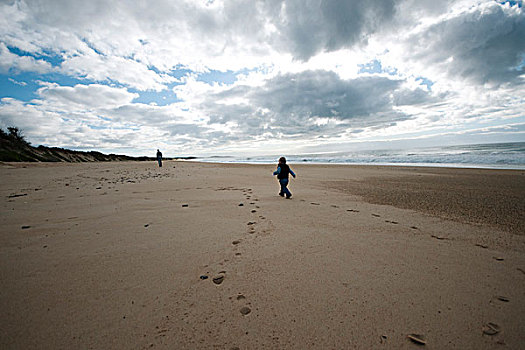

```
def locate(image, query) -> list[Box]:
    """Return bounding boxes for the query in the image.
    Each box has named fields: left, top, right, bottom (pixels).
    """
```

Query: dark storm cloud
left=202, top=70, right=432, bottom=138
left=405, top=2, right=525, bottom=85
left=251, top=71, right=401, bottom=118
left=269, top=0, right=398, bottom=60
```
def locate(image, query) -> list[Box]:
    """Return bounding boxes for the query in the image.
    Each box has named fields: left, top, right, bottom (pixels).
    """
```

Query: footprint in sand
left=407, top=334, right=426, bottom=345
left=482, top=322, right=501, bottom=336
left=8, top=193, right=28, bottom=199
left=230, top=293, right=252, bottom=316
left=240, top=306, right=251, bottom=315
left=213, top=275, right=225, bottom=285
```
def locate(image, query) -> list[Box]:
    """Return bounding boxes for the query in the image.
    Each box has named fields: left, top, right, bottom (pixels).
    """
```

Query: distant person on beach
left=156, top=149, right=162, bottom=167
left=273, top=157, right=296, bottom=199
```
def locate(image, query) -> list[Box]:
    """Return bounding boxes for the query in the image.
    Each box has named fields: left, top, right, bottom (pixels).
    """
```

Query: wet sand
left=323, top=166, right=525, bottom=235
left=1, top=161, right=524, bottom=349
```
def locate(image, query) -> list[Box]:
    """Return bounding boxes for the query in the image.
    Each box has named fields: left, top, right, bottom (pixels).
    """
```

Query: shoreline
left=194, top=159, right=525, bottom=171
left=4, top=158, right=525, bottom=171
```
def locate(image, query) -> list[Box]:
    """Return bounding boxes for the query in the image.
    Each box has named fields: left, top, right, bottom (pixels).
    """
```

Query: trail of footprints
left=307, top=200, right=416, bottom=230
left=198, top=188, right=268, bottom=320
left=194, top=190, right=427, bottom=327
left=149, top=188, right=266, bottom=348
left=302, top=200, right=512, bottom=345
left=153, top=187, right=268, bottom=348
left=305, top=200, right=505, bottom=254
left=148, top=189, right=513, bottom=348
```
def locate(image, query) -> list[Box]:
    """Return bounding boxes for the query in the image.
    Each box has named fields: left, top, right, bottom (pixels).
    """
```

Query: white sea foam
left=198, top=142, right=525, bottom=170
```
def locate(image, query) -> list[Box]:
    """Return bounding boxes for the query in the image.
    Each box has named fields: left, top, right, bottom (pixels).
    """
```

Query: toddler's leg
left=281, top=179, right=292, bottom=198
left=279, top=181, right=285, bottom=196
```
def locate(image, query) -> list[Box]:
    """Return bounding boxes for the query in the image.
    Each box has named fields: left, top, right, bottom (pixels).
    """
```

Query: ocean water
left=198, top=142, right=525, bottom=170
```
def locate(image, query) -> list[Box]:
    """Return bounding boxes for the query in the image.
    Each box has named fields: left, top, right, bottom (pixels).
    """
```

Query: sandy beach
left=1, top=161, right=524, bottom=349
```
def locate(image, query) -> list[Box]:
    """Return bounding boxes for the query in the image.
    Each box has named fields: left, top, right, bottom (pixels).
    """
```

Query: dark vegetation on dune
left=0, top=127, right=193, bottom=162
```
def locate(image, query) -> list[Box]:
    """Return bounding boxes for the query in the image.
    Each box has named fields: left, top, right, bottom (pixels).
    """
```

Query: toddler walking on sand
left=273, top=157, right=296, bottom=199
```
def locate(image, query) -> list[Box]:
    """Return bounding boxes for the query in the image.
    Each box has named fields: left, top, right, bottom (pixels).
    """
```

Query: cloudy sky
left=0, top=0, right=524, bottom=157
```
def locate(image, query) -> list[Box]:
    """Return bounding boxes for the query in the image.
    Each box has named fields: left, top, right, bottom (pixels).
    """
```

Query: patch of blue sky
left=3, top=61, right=190, bottom=105
left=358, top=59, right=398, bottom=76
left=87, top=124, right=107, bottom=130
left=44, top=71, right=96, bottom=86
left=0, top=73, right=39, bottom=101
left=499, top=1, right=522, bottom=7
left=358, top=59, right=382, bottom=74
left=168, top=66, right=193, bottom=80
left=0, top=70, right=96, bottom=102
left=416, top=77, right=434, bottom=90
left=79, top=38, right=105, bottom=56
left=513, top=54, right=525, bottom=71
left=197, top=68, right=252, bottom=85
left=7, top=46, right=64, bottom=67
left=144, top=64, right=163, bottom=76
left=130, top=83, right=183, bottom=106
